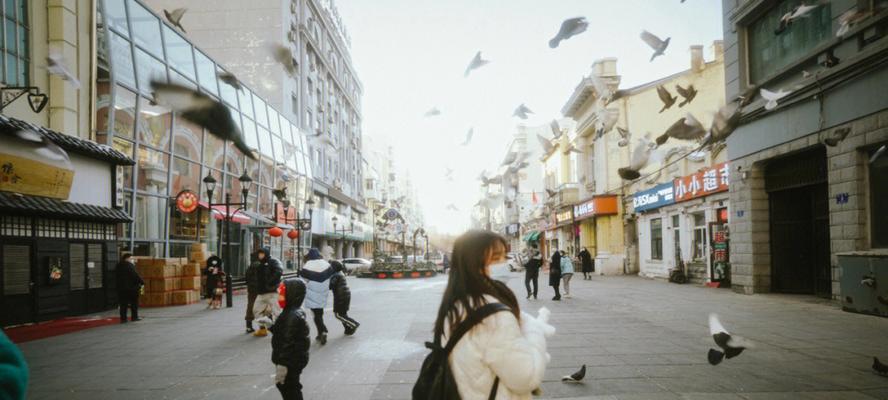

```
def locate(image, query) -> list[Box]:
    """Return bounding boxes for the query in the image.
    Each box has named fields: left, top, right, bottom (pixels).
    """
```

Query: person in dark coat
left=244, top=258, right=260, bottom=333
left=329, top=261, right=360, bottom=335
left=578, top=247, right=594, bottom=280
left=0, top=330, right=28, bottom=400
left=204, top=255, right=224, bottom=300
left=271, top=278, right=310, bottom=400
left=116, top=253, right=144, bottom=323
left=253, top=247, right=284, bottom=337
left=524, top=247, right=542, bottom=300
left=549, top=250, right=562, bottom=301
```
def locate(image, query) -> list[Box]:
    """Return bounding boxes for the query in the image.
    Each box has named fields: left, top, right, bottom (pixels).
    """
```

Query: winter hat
left=306, top=248, right=322, bottom=260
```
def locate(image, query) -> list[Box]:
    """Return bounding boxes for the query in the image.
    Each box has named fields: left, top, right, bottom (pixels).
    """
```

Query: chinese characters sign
left=0, top=153, right=74, bottom=200
left=573, top=195, right=619, bottom=220
left=673, top=162, right=729, bottom=203
left=555, top=208, right=574, bottom=225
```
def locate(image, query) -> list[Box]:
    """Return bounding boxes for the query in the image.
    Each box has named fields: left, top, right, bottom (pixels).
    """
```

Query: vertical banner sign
left=673, top=162, right=730, bottom=202
left=116, top=166, right=125, bottom=208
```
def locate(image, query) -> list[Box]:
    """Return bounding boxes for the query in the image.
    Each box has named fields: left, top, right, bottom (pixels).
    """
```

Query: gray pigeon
left=464, top=51, right=490, bottom=77
left=461, top=128, right=474, bottom=146
left=656, top=114, right=706, bottom=146
left=424, top=107, right=442, bottom=117
left=537, top=134, right=555, bottom=153
left=46, top=53, right=81, bottom=89
left=676, top=84, right=697, bottom=107
left=550, top=119, right=562, bottom=139
left=561, top=364, right=586, bottom=382
left=513, top=104, right=534, bottom=119
left=657, top=85, right=677, bottom=113
left=217, top=71, right=243, bottom=91
left=705, top=101, right=742, bottom=144
left=549, top=17, right=589, bottom=49
left=618, top=136, right=654, bottom=180
left=164, top=8, right=187, bottom=32
left=272, top=44, right=298, bottom=77
left=641, top=30, right=670, bottom=62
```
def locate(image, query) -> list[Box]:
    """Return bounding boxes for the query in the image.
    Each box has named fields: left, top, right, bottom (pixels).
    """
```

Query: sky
left=336, top=0, right=724, bottom=235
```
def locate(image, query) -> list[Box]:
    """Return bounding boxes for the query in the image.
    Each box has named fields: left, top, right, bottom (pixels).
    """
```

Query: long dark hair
left=433, top=230, right=520, bottom=337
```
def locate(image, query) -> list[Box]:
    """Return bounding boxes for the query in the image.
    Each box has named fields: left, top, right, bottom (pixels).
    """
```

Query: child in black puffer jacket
left=329, top=261, right=360, bottom=335
left=271, top=279, right=310, bottom=399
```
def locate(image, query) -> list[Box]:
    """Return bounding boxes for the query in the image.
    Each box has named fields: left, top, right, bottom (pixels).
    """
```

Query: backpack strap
left=443, top=302, right=511, bottom=354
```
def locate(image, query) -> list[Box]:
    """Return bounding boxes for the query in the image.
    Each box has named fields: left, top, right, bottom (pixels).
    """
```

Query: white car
left=341, top=258, right=372, bottom=275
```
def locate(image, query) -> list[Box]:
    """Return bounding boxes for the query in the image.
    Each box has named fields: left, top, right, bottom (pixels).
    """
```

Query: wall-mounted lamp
left=1, top=86, right=49, bottom=113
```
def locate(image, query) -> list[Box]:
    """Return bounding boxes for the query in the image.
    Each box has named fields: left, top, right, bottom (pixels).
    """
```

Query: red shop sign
left=673, top=162, right=729, bottom=202
left=175, top=190, right=198, bottom=213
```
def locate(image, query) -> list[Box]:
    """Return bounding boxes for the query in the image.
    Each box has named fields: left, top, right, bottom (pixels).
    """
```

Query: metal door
left=1, top=243, right=34, bottom=326
left=87, top=243, right=105, bottom=312
left=769, top=184, right=830, bottom=296
left=69, top=243, right=87, bottom=315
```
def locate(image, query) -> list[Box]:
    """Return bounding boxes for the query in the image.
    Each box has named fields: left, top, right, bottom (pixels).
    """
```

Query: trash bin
left=838, top=252, right=888, bottom=318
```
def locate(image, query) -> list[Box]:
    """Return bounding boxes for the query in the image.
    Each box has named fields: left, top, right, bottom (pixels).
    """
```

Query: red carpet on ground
left=4, top=316, right=120, bottom=343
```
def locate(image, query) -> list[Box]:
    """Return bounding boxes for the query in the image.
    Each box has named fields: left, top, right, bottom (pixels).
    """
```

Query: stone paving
left=18, top=269, right=888, bottom=399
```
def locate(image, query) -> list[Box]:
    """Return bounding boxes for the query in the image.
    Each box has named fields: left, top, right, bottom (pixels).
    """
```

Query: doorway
left=1, top=243, right=34, bottom=326
left=69, top=243, right=106, bottom=315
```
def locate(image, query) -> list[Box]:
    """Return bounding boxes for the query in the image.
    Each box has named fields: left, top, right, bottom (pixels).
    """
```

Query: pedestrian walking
left=116, top=253, right=144, bottom=323
left=329, top=261, right=360, bottom=335
left=210, top=271, right=226, bottom=309
left=417, top=229, right=553, bottom=399
left=442, top=253, right=450, bottom=274
left=578, top=247, right=594, bottom=280
left=271, top=278, right=310, bottom=400
left=560, top=250, right=574, bottom=298
left=204, top=255, right=223, bottom=301
left=245, top=257, right=260, bottom=333
left=549, top=250, right=562, bottom=301
left=524, top=247, right=542, bottom=300
left=299, top=248, right=336, bottom=345
left=253, top=247, right=284, bottom=337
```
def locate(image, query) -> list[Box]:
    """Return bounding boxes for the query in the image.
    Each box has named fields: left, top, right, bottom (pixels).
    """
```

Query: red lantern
left=287, top=230, right=299, bottom=240
left=269, top=227, right=283, bottom=237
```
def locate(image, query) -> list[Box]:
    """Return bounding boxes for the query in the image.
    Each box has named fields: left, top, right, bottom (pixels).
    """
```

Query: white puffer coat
left=300, top=259, right=334, bottom=309
left=445, top=295, right=554, bottom=400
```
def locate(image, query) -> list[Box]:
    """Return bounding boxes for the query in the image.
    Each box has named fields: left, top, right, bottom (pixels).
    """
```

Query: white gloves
left=275, top=365, right=288, bottom=385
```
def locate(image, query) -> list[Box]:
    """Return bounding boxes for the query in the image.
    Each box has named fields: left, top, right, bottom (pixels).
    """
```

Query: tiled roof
left=0, top=191, right=132, bottom=223
left=0, top=115, right=135, bottom=165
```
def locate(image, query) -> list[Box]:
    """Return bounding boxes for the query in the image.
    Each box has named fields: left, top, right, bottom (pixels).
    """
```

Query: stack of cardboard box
left=188, top=243, right=210, bottom=296
left=136, top=257, right=202, bottom=307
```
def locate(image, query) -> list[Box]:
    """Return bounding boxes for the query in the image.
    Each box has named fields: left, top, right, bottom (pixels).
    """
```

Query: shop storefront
left=572, top=195, right=620, bottom=274
left=551, top=207, right=575, bottom=257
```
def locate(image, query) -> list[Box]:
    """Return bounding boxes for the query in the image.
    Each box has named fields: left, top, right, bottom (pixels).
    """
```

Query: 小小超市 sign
left=674, top=162, right=730, bottom=202
left=175, top=190, right=198, bottom=213
left=632, top=182, right=675, bottom=213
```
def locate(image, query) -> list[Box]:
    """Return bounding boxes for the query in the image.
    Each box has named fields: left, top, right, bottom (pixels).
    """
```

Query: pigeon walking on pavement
left=561, top=365, right=586, bottom=383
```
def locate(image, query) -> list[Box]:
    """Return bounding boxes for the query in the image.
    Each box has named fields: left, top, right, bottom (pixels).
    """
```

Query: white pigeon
left=464, top=51, right=490, bottom=77
left=618, top=135, right=654, bottom=180
left=46, top=53, right=81, bottom=89
left=760, top=88, right=792, bottom=110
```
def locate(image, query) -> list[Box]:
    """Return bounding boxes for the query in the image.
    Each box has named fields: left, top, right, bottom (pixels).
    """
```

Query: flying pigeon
left=444, top=167, right=454, bottom=177
left=537, top=134, right=555, bottom=153
left=545, top=188, right=557, bottom=198
left=822, top=127, right=851, bottom=147
left=549, top=17, right=589, bottom=49
left=513, top=104, right=534, bottom=120
left=774, top=3, right=820, bottom=35
left=550, top=119, right=562, bottom=139
left=272, top=44, right=298, bottom=77
left=46, top=53, right=81, bottom=89
left=874, top=357, right=888, bottom=376
left=502, top=152, right=518, bottom=166
left=561, top=364, right=586, bottom=383
left=424, top=107, right=442, bottom=117
left=217, top=71, right=242, bottom=91
left=618, top=136, right=654, bottom=180
left=8, top=129, right=71, bottom=168
left=706, top=101, right=742, bottom=144
left=596, top=108, right=619, bottom=137
left=464, top=51, right=490, bottom=77
left=446, top=204, right=459, bottom=212
left=760, top=88, right=792, bottom=110
left=617, top=127, right=631, bottom=147
left=564, top=144, right=583, bottom=154
left=151, top=81, right=257, bottom=159
left=640, top=30, right=670, bottom=62
left=870, top=145, right=887, bottom=164
left=708, top=313, right=750, bottom=366
left=656, top=114, right=706, bottom=146
left=461, top=128, right=474, bottom=146
left=657, top=85, right=677, bottom=113
left=164, top=8, right=187, bottom=32
left=837, top=8, right=870, bottom=37
left=675, top=84, right=697, bottom=107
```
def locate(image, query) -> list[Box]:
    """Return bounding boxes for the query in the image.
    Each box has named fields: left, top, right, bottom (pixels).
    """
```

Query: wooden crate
left=181, top=263, right=200, bottom=277
left=146, top=278, right=178, bottom=292
left=179, top=276, right=201, bottom=290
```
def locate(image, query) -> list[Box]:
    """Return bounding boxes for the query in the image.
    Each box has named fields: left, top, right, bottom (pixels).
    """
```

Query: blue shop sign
left=632, top=183, right=675, bottom=213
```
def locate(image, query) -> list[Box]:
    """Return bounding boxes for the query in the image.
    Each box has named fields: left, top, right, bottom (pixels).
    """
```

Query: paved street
left=20, top=268, right=888, bottom=400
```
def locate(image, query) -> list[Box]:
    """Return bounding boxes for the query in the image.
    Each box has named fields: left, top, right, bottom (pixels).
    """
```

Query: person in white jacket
left=434, top=230, right=555, bottom=399
left=299, top=248, right=335, bottom=345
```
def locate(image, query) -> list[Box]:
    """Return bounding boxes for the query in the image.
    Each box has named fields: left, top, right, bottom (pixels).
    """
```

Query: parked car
left=507, top=252, right=525, bottom=272
left=341, top=258, right=372, bottom=275
left=429, top=253, right=445, bottom=271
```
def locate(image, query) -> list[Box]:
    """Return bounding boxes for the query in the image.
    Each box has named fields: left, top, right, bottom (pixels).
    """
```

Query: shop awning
left=0, top=191, right=132, bottom=223
left=199, top=202, right=250, bottom=224
left=523, top=231, right=541, bottom=242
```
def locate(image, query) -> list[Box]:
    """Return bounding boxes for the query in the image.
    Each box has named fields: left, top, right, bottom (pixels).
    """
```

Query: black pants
left=335, top=311, right=359, bottom=330
left=119, top=291, right=139, bottom=321
left=524, top=272, right=538, bottom=298
left=311, top=308, right=327, bottom=335
left=276, top=366, right=304, bottom=400
left=551, top=281, right=561, bottom=299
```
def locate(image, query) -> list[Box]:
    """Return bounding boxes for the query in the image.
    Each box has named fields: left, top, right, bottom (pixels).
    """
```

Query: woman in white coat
left=299, top=248, right=335, bottom=345
left=434, top=230, right=554, bottom=399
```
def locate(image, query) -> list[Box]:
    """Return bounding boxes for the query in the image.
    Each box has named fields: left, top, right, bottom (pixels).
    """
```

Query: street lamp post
left=203, top=171, right=253, bottom=308
left=273, top=187, right=314, bottom=271
left=332, top=215, right=355, bottom=259
left=412, top=227, right=427, bottom=265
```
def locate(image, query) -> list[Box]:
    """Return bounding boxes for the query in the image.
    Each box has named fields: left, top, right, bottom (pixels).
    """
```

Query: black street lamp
left=412, top=227, right=428, bottom=265
left=203, top=171, right=253, bottom=308
left=273, top=187, right=314, bottom=271
left=332, top=215, right=356, bottom=259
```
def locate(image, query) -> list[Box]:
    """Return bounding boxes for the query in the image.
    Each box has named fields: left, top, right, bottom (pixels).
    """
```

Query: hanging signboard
left=574, top=195, right=619, bottom=220
left=0, top=153, right=74, bottom=199
left=632, top=183, right=675, bottom=213
left=673, top=162, right=730, bottom=203
left=175, top=190, right=199, bottom=213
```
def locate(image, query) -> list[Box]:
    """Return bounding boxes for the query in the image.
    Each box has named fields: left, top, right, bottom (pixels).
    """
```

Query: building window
left=746, top=0, right=831, bottom=84
left=650, top=218, right=663, bottom=260
left=871, top=144, right=888, bottom=247
left=1, top=0, right=28, bottom=86
left=692, top=213, right=707, bottom=261
left=0, top=215, right=31, bottom=237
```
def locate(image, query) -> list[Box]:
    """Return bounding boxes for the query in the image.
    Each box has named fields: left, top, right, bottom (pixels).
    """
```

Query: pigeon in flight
left=821, top=127, right=851, bottom=147
left=549, top=17, right=589, bottom=49
left=501, top=152, right=518, bottom=166
left=9, top=129, right=71, bottom=168
left=444, top=167, right=454, bottom=177
left=564, top=144, right=583, bottom=154
left=461, top=128, right=474, bottom=146
left=151, top=81, right=257, bottom=159
left=656, top=114, right=706, bottom=146
left=424, top=107, right=441, bottom=117
left=640, top=30, right=670, bottom=62
left=545, top=188, right=557, bottom=198
left=46, top=53, right=81, bottom=89
left=616, top=127, right=631, bottom=147
left=513, top=104, right=534, bottom=120
left=708, top=313, right=750, bottom=366
left=537, top=134, right=555, bottom=153
left=705, top=101, right=742, bottom=144
left=657, top=85, right=677, bottom=113
left=464, top=51, right=490, bottom=77
left=874, top=357, right=888, bottom=376
left=837, top=8, right=870, bottom=37
left=774, top=3, right=820, bottom=35
left=164, top=8, right=187, bottom=32
left=272, top=44, right=298, bottom=77
left=596, top=108, right=619, bottom=138
left=870, top=145, right=887, bottom=164
left=446, top=204, right=459, bottom=212
left=217, top=71, right=243, bottom=91
left=550, top=119, right=562, bottom=139
left=760, top=88, right=792, bottom=110
left=561, top=365, right=586, bottom=383
left=675, top=84, right=697, bottom=107
left=618, top=136, right=654, bottom=180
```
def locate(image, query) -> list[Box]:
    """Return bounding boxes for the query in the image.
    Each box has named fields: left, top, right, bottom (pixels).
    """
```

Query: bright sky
left=337, top=0, right=724, bottom=235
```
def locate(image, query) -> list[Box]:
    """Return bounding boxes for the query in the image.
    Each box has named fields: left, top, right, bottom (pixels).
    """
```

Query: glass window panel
left=747, top=0, right=831, bottom=83
left=245, top=158, right=259, bottom=188
left=257, top=126, right=273, bottom=158
left=112, top=86, right=137, bottom=139
left=217, top=66, right=238, bottom=106
left=253, top=93, right=268, bottom=127
left=102, top=0, right=128, bottom=36
left=195, top=51, right=218, bottom=96
left=271, top=133, right=284, bottom=163
left=280, top=115, right=292, bottom=142
left=110, top=33, right=136, bottom=89
left=242, top=118, right=258, bottom=153
left=113, top=137, right=134, bottom=188
left=226, top=142, right=244, bottom=176
left=162, top=25, right=195, bottom=79
left=5, top=20, right=15, bottom=52
left=136, top=146, right=169, bottom=194
left=258, top=186, right=274, bottom=217
left=96, top=81, right=113, bottom=135
left=134, top=195, right=166, bottom=240
left=5, top=51, right=16, bottom=84
left=268, top=107, right=280, bottom=136
left=135, top=48, right=166, bottom=94
left=172, top=113, right=202, bottom=161
left=128, top=0, right=163, bottom=58
left=16, top=57, right=26, bottom=87
left=137, top=99, right=171, bottom=149
left=171, top=156, right=200, bottom=194
left=238, top=88, right=253, bottom=119
left=291, top=123, right=301, bottom=150
left=227, top=105, right=242, bottom=133
left=169, top=70, right=196, bottom=90
left=17, top=24, right=25, bottom=56
left=260, top=158, right=273, bottom=185
left=203, top=132, right=225, bottom=171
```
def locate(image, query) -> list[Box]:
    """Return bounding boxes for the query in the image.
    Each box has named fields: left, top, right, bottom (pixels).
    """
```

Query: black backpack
left=412, top=302, right=511, bottom=400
